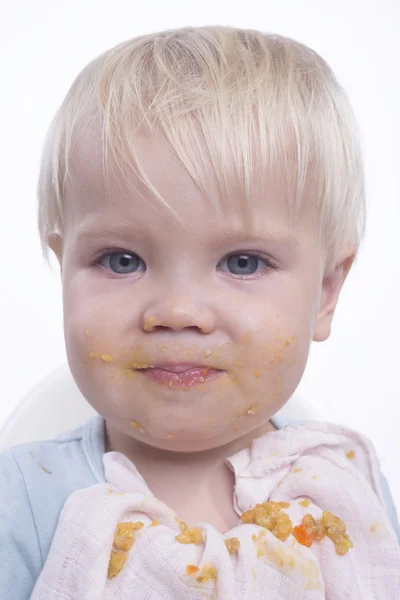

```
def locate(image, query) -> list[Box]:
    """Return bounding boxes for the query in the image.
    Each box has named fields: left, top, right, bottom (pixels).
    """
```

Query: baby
left=1, top=25, right=399, bottom=599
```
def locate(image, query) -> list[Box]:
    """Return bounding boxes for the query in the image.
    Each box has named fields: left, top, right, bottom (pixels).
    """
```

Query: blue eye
left=219, top=254, right=268, bottom=276
left=100, top=252, right=145, bottom=274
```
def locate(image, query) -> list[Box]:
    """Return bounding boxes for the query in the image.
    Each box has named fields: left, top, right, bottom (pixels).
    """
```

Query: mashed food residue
left=241, top=501, right=293, bottom=541
left=186, top=563, right=218, bottom=583
left=108, top=521, right=144, bottom=579
left=175, top=517, right=203, bottom=545
left=293, top=511, right=353, bottom=555
left=225, top=537, right=240, bottom=554
left=242, top=502, right=353, bottom=555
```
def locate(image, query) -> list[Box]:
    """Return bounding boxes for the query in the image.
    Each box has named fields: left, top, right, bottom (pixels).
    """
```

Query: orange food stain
left=346, top=449, right=355, bottom=459
left=121, top=369, right=135, bottom=378
left=143, top=316, right=158, bottom=331
left=30, top=452, right=52, bottom=475
left=89, top=351, right=99, bottom=359
left=175, top=517, right=187, bottom=530
left=254, top=370, right=261, bottom=378
left=101, top=354, right=113, bottom=363
left=186, top=565, right=200, bottom=575
left=108, top=551, right=127, bottom=579
left=370, top=522, right=380, bottom=533
left=195, top=564, right=217, bottom=583
left=293, top=512, right=353, bottom=556
left=113, top=521, right=144, bottom=551
left=244, top=502, right=293, bottom=542
left=293, top=524, right=313, bottom=547
left=252, top=529, right=299, bottom=571
left=167, top=433, right=173, bottom=439
left=129, top=420, right=146, bottom=433
left=299, top=499, right=311, bottom=507
left=246, top=404, right=259, bottom=415
left=168, top=380, right=173, bottom=387
left=225, top=537, right=240, bottom=554
left=107, top=521, right=144, bottom=578
left=269, top=336, right=295, bottom=364
left=176, top=527, right=203, bottom=545
left=292, top=468, right=303, bottom=473
left=150, top=519, right=160, bottom=527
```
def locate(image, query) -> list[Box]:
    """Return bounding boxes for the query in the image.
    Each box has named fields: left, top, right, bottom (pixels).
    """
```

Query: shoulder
left=0, top=416, right=105, bottom=598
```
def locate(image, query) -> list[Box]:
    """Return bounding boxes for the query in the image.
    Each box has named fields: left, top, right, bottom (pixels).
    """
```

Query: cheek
left=63, top=275, right=127, bottom=361
left=62, top=283, right=119, bottom=397
left=224, top=316, right=312, bottom=415
left=236, top=312, right=311, bottom=369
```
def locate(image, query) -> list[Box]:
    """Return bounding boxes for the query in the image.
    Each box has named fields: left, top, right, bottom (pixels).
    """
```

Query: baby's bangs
left=94, top=27, right=325, bottom=230
left=39, top=26, right=365, bottom=275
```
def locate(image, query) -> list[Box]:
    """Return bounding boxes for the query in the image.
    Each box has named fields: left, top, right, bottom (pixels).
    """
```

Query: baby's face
left=58, top=129, right=328, bottom=452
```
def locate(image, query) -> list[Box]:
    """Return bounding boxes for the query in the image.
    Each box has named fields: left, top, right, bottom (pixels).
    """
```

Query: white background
left=0, top=1, right=399, bottom=510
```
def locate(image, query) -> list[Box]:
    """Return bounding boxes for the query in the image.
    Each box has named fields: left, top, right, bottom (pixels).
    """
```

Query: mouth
left=135, top=363, right=226, bottom=388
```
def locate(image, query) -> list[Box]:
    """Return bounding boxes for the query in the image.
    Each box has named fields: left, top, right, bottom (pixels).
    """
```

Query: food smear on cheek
left=88, top=345, right=156, bottom=381
left=129, top=420, right=146, bottom=434
left=101, top=354, right=113, bottom=363
left=268, top=336, right=295, bottom=364
left=233, top=404, right=260, bottom=418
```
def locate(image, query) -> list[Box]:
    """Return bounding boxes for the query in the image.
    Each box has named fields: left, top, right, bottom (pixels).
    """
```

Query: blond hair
left=38, top=25, right=365, bottom=275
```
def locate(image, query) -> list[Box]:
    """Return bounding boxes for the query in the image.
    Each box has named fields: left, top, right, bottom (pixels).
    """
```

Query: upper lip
left=139, top=363, right=224, bottom=373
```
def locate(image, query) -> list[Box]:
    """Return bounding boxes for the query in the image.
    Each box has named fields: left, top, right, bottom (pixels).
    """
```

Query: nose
left=141, top=292, right=216, bottom=334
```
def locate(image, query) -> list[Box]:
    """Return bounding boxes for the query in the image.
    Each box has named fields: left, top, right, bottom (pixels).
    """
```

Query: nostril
left=147, top=324, right=204, bottom=333
left=141, top=305, right=216, bottom=334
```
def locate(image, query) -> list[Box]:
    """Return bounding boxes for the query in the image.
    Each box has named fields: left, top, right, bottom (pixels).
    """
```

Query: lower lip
left=140, top=366, right=225, bottom=387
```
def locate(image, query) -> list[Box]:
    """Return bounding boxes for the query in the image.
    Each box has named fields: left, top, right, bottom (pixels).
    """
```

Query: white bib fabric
left=31, top=421, right=400, bottom=599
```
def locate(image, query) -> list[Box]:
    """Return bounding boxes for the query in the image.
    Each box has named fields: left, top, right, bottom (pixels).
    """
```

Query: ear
left=48, top=234, right=63, bottom=271
left=313, top=252, right=355, bottom=342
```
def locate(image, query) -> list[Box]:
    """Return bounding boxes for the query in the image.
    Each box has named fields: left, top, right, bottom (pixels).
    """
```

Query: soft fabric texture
left=30, top=421, right=400, bottom=599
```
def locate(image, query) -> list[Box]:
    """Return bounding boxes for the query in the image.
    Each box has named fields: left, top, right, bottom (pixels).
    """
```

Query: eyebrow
left=74, top=218, right=138, bottom=240
left=74, top=217, right=300, bottom=251
left=215, top=230, right=299, bottom=246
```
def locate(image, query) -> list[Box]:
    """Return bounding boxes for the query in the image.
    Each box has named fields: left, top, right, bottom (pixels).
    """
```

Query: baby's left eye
left=218, top=254, right=270, bottom=276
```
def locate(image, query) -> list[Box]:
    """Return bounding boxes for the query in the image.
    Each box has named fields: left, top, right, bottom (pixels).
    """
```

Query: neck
left=105, top=419, right=276, bottom=483
left=105, top=419, right=277, bottom=532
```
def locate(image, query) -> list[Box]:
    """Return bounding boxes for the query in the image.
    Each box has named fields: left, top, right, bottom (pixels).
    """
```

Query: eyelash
left=92, top=248, right=277, bottom=278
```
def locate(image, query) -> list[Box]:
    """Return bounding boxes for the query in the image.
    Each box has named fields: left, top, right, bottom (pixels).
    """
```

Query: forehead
left=64, top=116, right=306, bottom=240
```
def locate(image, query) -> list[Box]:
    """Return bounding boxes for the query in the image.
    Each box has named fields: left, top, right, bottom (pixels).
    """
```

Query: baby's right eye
left=98, top=251, right=146, bottom=275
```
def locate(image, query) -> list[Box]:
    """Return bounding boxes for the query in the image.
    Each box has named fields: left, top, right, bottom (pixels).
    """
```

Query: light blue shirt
left=0, top=415, right=398, bottom=599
